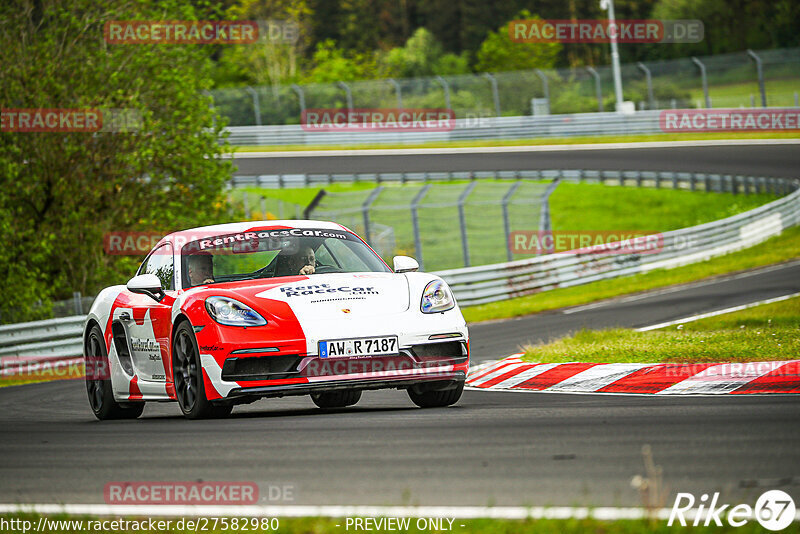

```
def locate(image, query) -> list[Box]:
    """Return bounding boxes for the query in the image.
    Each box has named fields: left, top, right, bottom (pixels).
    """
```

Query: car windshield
left=180, top=227, right=390, bottom=287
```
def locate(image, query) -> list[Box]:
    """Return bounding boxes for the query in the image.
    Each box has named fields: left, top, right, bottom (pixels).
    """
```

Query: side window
left=139, top=244, right=174, bottom=290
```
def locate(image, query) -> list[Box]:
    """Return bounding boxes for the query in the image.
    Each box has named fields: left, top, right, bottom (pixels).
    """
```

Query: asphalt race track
left=231, top=141, right=800, bottom=179
left=1, top=142, right=798, bottom=508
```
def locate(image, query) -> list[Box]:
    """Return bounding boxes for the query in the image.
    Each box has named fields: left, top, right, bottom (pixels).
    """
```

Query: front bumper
left=200, top=350, right=469, bottom=401
left=227, top=372, right=467, bottom=400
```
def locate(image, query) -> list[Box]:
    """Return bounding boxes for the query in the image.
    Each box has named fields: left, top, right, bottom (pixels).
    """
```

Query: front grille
left=221, top=354, right=303, bottom=381
left=409, top=341, right=467, bottom=360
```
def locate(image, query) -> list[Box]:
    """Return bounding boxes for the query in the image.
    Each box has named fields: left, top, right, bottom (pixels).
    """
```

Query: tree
left=474, top=11, right=561, bottom=73
left=302, top=39, right=379, bottom=83
left=380, top=28, right=470, bottom=78
left=212, top=0, right=313, bottom=87
left=0, top=0, right=233, bottom=322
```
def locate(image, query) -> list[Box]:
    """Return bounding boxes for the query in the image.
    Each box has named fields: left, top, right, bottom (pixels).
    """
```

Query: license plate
left=319, top=336, right=398, bottom=358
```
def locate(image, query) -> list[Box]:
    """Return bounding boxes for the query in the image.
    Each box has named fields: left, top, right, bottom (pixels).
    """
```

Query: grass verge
left=231, top=131, right=800, bottom=152
left=0, top=514, right=775, bottom=533
left=522, top=295, right=800, bottom=364
left=462, top=226, right=800, bottom=323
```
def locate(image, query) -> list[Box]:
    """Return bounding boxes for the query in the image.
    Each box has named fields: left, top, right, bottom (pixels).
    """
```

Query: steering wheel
left=314, top=264, right=343, bottom=274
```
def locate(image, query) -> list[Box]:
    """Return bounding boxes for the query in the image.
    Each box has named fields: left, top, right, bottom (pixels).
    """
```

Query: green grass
left=522, top=294, right=800, bottom=364
left=689, top=77, right=800, bottom=108
left=0, top=514, right=777, bottom=533
left=231, top=131, right=800, bottom=152
left=230, top=180, right=776, bottom=272
left=550, top=183, right=772, bottom=232
left=462, top=225, right=800, bottom=323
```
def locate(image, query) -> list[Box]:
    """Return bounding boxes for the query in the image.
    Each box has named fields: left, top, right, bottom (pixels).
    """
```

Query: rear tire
left=85, top=325, right=145, bottom=420
left=172, top=321, right=232, bottom=419
left=311, top=389, right=362, bottom=409
left=408, top=381, right=464, bottom=408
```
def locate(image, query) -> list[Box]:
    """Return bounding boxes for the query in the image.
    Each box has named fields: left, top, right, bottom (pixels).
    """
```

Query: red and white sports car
left=84, top=221, right=469, bottom=419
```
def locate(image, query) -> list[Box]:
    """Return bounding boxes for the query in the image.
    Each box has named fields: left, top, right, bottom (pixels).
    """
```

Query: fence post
left=73, top=292, right=82, bottom=315
left=337, top=81, right=353, bottom=112
left=243, top=191, right=250, bottom=217
left=435, top=75, right=451, bottom=110
left=538, top=178, right=561, bottom=254
left=244, top=86, right=261, bottom=126
left=260, top=196, right=267, bottom=218
left=483, top=73, right=501, bottom=117
left=388, top=78, right=403, bottom=108
left=290, top=84, right=306, bottom=115
left=535, top=69, right=550, bottom=114
left=303, top=190, right=326, bottom=219
left=585, top=66, right=603, bottom=112
left=704, top=173, right=711, bottom=192
left=411, top=184, right=432, bottom=270
left=746, top=49, right=767, bottom=108
left=502, top=182, right=521, bottom=261
left=671, top=172, right=678, bottom=189
left=636, top=62, right=655, bottom=110
left=458, top=182, right=477, bottom=267
left=691, top=57, right=711, bottom=108
left=361, top=186, right=383, bottom=244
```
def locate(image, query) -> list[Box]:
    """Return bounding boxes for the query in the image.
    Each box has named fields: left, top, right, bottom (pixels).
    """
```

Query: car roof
left=158, top=220, right=353, bottom=252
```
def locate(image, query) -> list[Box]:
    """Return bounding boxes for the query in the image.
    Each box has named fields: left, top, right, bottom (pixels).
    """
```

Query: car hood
left=251, top=272, right=410, bottom=319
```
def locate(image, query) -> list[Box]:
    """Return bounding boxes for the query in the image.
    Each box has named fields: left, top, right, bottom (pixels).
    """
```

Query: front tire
left=172, top=321, right=232, bottom=420
left=408, top=381, right=464, bottom=408
left=85, top=325, right=144, bottom=420
left=311, top=389, right=362, bottom=409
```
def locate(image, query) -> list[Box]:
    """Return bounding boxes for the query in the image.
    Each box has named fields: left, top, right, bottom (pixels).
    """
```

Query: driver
left=187, top=253, right=215, bottom=286
left=287, top=246, right=316, bottom=275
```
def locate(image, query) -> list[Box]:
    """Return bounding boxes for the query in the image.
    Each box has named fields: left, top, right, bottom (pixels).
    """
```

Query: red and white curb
left=467, top=355, right=800, bottom=395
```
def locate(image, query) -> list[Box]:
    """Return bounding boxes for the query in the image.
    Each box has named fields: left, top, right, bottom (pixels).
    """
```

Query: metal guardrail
left=0, top=316, right=84, bottom=372
left=225, top=110, right=666, bottom=145
left=1, top=172, right=797, bottom=371
left=438, top=176, right=800, bottom=306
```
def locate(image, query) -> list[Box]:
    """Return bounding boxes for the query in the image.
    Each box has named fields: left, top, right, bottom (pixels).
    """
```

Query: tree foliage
left=474, top=11, right=561, bottom=73
left=0, top=0, right=233, bottom=322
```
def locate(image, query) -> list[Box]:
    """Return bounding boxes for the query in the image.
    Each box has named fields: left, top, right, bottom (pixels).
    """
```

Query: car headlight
left=421, top=280, right=455, bottom=313
left=205, top=296, right=267, bottom=327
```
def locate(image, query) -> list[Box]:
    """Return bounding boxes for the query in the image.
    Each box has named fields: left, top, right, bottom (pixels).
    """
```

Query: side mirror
left=393, top=255, right=419, bottom=273
left=127, top=274, right=165, bottom=302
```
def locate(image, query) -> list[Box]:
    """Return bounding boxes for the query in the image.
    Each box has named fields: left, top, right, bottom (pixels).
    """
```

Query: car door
left=125, top=242, right=176, bottom=383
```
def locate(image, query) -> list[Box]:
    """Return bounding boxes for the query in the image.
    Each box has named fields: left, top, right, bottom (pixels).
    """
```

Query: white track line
left=562, top=260, right=800, bottom=315
left=8, top=503, right=799, bottom=522
left=636, top=292, right=800, bottom=331
left=228, top=138, right=800, bottom=158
